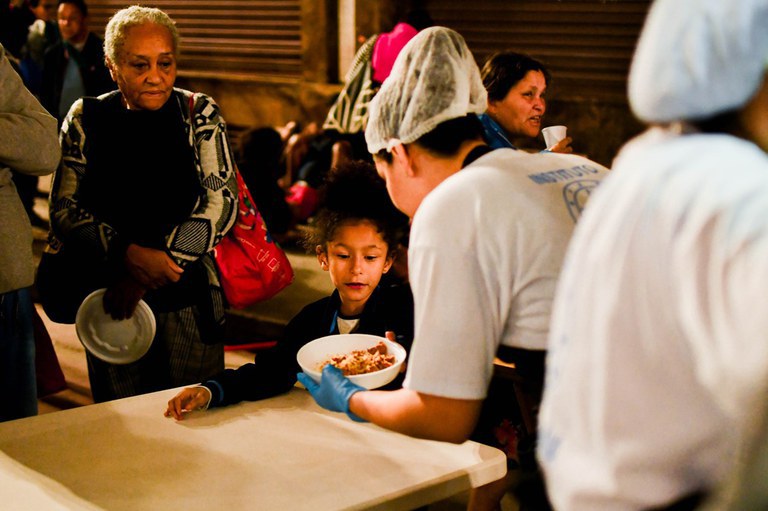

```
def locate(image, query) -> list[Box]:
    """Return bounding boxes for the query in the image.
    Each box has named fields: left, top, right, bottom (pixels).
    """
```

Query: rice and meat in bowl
left=296, top=334, right=407, bottom=389
left=318, top=341, right=395, bottom=376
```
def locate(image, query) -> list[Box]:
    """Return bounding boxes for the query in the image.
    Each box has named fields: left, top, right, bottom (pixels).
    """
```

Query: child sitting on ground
left=165, top=161, right=412, bottom=419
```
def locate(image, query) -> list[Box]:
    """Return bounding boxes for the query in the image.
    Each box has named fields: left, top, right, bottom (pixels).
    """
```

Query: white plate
left=297, top=333, right=406, bottom=390
left=75, top=288, right=156, bottom=365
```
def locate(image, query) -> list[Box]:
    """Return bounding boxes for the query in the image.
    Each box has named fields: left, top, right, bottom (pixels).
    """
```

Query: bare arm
left=349, top=388, right=483, bottom=444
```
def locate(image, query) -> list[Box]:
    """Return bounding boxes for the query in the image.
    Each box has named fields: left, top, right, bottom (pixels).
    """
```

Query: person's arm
left=50, top=98, right=150, bottom=319
left=297, top=365, right=482, bottom=443
left=164, top=92, right=238, bottom=268
left=123, top=244, right=183, bottom=291
left=0, top=43, right=59, bottom=175
left=165, top=301, right=322, bottom=419
left=165, top=349, right=297, bottom=420
left=49, top=99, right=123, bottom=259
left=350, top=388, right=482, bottom=443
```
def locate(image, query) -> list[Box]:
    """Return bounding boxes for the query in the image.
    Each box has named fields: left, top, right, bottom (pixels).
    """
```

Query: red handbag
left=215, top=169, right=294, bottom=308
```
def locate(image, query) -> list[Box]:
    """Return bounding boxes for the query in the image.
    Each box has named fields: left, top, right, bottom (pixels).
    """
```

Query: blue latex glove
left=297, top=365, right=367, bottom=422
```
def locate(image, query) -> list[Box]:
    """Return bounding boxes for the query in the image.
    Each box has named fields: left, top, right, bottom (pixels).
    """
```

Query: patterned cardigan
left=49, top=88, right=237, bottom=271
left=48, top=89, right=237, bottom=330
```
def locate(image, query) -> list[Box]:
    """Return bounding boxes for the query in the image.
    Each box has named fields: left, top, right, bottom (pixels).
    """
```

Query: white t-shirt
left=538, top=128, right=768, bottom=510
left=403, top=148, right=609, bottom=400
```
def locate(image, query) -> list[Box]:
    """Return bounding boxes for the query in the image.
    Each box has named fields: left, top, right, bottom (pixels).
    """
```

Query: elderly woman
left=478, top=51, right=572, bottom=153
left=46, top=5, right=237, bottom=402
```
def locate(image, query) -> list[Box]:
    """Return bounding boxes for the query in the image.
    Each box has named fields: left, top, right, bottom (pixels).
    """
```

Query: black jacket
left=41, top=32, right=114, bottom=121
left=204, top=284, right=415, bottom=407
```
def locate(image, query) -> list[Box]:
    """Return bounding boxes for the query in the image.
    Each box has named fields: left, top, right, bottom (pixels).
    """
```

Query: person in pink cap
left=283, top=10, right=434, bottom=222
left=371, top=9, right=432, bottom=85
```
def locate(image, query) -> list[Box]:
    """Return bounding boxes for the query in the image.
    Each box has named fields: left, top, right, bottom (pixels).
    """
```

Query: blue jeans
left=0, top=287, right=37, bottom=421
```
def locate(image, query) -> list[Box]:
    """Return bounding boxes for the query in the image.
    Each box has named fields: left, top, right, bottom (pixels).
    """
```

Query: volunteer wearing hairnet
left=537, top=0, right=768, bottom=509
left=297, top=26, right=609, bottom=507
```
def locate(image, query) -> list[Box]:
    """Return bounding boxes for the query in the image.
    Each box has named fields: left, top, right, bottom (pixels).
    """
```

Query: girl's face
left=486, top=69, right=547, bottom=139
left=108, top=23, right=177, bottom=111
left=317, top=220, right=393, bottom=317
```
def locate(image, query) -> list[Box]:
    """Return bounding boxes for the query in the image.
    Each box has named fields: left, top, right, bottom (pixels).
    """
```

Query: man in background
left=24, top=0, right=61, bottom=92
left=41, top=0, right=112, bottom=123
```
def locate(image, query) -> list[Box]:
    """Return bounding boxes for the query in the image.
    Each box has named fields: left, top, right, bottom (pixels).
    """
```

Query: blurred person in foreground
left=479, top=51, right=572, bottom=154
left=44, top=5, right=237, bottom=402
left=297, top=27, right=609, bottom=510
left=0, top=42, right=60, bottom=422
left=536, top=0, right=768, bottom=509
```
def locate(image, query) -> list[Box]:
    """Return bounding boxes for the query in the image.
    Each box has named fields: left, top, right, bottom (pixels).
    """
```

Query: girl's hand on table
left=165, top=386, right=212, bottom=420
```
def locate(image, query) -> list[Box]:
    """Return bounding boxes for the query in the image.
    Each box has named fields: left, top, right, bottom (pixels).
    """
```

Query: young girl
left=165, top=161, right=412, bottom=419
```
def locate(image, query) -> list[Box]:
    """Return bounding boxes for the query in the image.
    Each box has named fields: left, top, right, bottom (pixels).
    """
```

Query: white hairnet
left=629, top=0, right=768, bottom=123
left=365, top=26, right=487, bottom=154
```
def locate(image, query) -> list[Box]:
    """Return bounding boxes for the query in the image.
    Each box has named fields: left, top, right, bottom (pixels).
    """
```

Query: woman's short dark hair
left=481, top=51, right=551, bottom=102
left=303, top=161, right=409, bottom=255
left=59, top=0, right=88, bottom=17
left=375, top=114, right=485, bottom=164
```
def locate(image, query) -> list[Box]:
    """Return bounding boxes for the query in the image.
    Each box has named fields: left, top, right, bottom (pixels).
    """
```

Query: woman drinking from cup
left=478, top=51, right=573, bottom=153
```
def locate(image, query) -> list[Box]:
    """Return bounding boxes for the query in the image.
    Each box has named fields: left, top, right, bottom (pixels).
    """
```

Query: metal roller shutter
left=86, top=0, right=302, bottom=81
left=423, top=0, right=651, bottom=103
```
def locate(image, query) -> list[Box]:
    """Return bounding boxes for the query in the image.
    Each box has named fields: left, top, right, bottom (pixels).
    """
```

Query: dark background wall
left=85, top=0, right=651, bottom=167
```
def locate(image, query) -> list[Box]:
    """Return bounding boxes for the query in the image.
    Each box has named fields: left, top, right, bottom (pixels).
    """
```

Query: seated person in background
left=479, top=51, right=573, bottom=154
left=278, top=9, right=434, bottom=220
left=297, top=27, right=609, bottom=511
left=322, top=8, right=434, bottom=146
left=20, top=0, right=60, bottom=97
left=537, top=0, right=768, bottom=508
left=165, top=161, right=413, bottom=419
left=237, top=126, right=295, bottom=238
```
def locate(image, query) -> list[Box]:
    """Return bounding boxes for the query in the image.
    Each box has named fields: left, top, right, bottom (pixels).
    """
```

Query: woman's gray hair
left=104, top=5, right=179, bottom=64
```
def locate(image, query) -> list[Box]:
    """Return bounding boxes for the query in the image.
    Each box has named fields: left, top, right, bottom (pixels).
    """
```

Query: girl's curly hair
left=303, top=161, right=409, bottom=255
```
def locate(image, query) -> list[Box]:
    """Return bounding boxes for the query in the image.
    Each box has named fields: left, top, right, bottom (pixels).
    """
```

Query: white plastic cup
left=542, top=125, right=568, bottom=150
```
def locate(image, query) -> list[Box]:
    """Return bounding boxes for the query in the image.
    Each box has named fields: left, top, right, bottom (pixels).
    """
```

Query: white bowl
left=297, top=333, right=406, bottom=390
left=75, top=288, right=156, bottom=365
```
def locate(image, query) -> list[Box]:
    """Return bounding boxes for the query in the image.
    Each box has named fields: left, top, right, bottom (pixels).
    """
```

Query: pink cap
left=371, top=22, right=419, bottom=84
